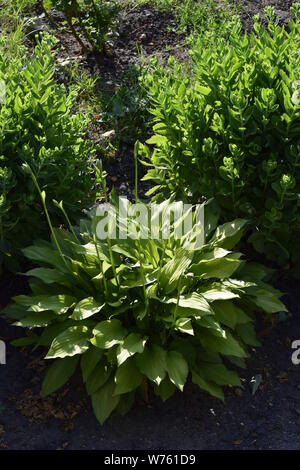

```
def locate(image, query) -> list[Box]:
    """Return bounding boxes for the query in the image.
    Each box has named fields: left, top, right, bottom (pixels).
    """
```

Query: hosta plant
left=4, top=171, right=286, bottom=424
left=140, top=5, right=300, bottom=268
left=0, top=33, right=98, bottom=270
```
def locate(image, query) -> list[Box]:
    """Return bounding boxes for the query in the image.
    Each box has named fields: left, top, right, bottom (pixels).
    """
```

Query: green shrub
left=0, top=34, right=98, bottom=270
left=43, top=0, right=119, bottom=53
left=140, top=6, right=300, bottom=268
left=4, top=177, right=286, bottom=424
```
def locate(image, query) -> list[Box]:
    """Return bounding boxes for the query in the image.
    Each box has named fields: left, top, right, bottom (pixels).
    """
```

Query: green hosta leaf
left=199, top=330, right=247, bottom=357
left=14, top=294, right=76, bottom=314
left=159, top=248, right=193, bottom=294
left=249, top=288, right=287, bottom=313
left=46, top=325, right=91, bottom=359
left=25, top=268, right=69, bottom=285
left=114, top=358, right=143, bottom=395
left=92, top=377, right=120, bottom=425
left=1, top=304, right=27, bottom=320
left=190, top=257, right=242, bottom=279
left=136, top=345, right=166, bottom=385
left=177, top=292, right=213, bottom=315
left=200, top=288, right=239, bottom=301
left=154, top=378, right=176, bottom=401
left=86, top=361, right=111, bottom=395
left=211, top=219, right=247, bottom=250
left=175, top=318, right=194, bottom=335
left=15, top=312, right=56, bottom=328
left=196, top=316, right=226, bottom=338
left=213, top=300, right=251, bottom=329
left=165, top=351, right=188, bottom=391
left=197, top=363, right=241, bottom=386
left=117, top=333, right=147, bottom=366
left=91, top=320, right=127, bottom=349
left=71, top=297, right=105, bottom=321
left=41, top=356, right=79, bottom=396
left=236, top=323, right=261, bottom=347
left=192, top=371, right=224, bottom=400
left=81, top=346, right=104, bottom=383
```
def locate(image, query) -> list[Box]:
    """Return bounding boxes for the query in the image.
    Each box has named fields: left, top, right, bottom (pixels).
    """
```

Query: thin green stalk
left=93, top=235, right=109, bottom=299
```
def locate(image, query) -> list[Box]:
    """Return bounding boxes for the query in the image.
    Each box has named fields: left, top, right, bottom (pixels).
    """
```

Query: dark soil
left=0, top=0, right=299, bottom=451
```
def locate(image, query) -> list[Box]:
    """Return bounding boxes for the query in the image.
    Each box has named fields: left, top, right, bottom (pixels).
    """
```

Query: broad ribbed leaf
left=25, top=267, right=69, bottom=285
left=197, top=363, right=241, bottom=386
left=42, top=356, right=79, bottom=396
left=213, top=300, right=250, bottom=328
left=166, top=351, right=188, bottom=391
left=14, top=294, right=76, bottom=314
left=46, top=325, right=91, bottom=359
left=190, top=257, right=242, bottom=279
left=199, top=330, right=247, bottom=357
left=159, top=248, right=193, bottom=294
left=86, top=361, right=111, bottom=395
left=81, top=346, right=104, bottom=383
left=210, top=219, right=247, bottom=250
left=136, top=345, right=166, bottom=385
left=92, top=377, right=120, bottom=425
left=91, top=319, right=127, bottom=349
left=114, top=358, right=143, bottom=395
left=71, top=297, right=105, bottom=321
left=117, top=333, right=147, bottom=366
left=154, top=378, right=176, bottom=401
left=192, top=371, right=224, bottom=400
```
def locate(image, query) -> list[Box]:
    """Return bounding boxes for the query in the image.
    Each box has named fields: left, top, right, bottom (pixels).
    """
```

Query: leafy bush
left=43, top=0, right=119, bottom=53
left=140, top=6, right=300, bottom=268
left=5, top=177, right=286, bottom=424
left=0, top=34, right=98, bottom=270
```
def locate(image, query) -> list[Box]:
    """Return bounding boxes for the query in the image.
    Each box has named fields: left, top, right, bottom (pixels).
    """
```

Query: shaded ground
left=0, top=0, right=299, bottom=451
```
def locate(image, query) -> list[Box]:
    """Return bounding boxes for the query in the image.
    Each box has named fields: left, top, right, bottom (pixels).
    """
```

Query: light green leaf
left=175, top=318, right=194, bottom=335
left=14, top=294, right=76, bottom=314
left=159, top=248, right=193, bottom=294
left=25, top=268, right=68, bottom=285
left=190, top=257, right=242, bottom=279
left=136, top=345, right=166, bottom=385
left=166, top=351, right=188, bottom=391
left=71, top=297, right=105, bottom=321
left=117, top=333, right=147, bottom=366
left=91, top=319, right=127, bottom=349
left=211, top=219, right=247, bottom=250
left=46, top=325, right=91, bottom=359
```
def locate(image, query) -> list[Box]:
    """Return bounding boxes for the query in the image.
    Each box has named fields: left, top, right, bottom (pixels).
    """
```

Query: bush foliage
left=5, top=190, right=286, bottom=424
left=0, top=34, right=98, bottom=270
left=140, top=6, right=300, bottom=267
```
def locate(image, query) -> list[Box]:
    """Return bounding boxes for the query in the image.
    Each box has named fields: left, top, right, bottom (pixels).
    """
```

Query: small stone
left=100, top=130, right=116, bottom=142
